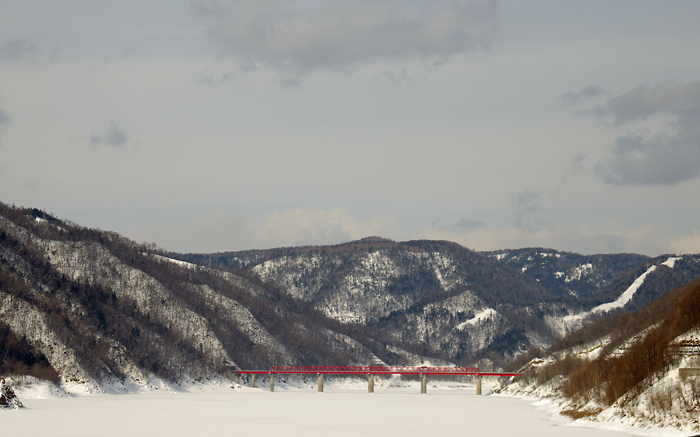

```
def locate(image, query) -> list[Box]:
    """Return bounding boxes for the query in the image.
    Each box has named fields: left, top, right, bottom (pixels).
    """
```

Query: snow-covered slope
left=545, top=255, right=700, bottom=337
left=484, top=248, right=653, bottom=301
left=4, top=201, right=700, bottom=395
left=238, top=241, right=562, bottom=363
left=0, top=378, right=23, bottom=409
left=0, top=204, right=382, bottom=393
left=503, top=275, right=700, bottom=435
left=193, top=241, right=700, bottom=367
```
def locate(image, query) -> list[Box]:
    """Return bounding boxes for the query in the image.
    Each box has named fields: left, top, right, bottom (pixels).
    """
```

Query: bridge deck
left=236, top=366, right=520, bottom=377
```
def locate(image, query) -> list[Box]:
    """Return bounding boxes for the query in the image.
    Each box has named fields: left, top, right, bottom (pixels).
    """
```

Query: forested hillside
left=483, top=248, right=650, bottom=301
left=179, top=240, right=700, bottom=368
left=506, top=276, right=700, bottom=433
left=0, top=203, right=398, bottom=392
left=2, top=201, right=699, bottom=393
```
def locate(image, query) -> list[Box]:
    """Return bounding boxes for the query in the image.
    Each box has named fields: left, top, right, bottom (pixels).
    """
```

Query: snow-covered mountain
left=486, top=248, right=700, bottom=337
left=181, top=239, right=700, bottom=368
left=2, top=201, right=700, bottom=394
left=482, top=248, right=650, bottom=301
left=0, top=204, right=388, bottom=393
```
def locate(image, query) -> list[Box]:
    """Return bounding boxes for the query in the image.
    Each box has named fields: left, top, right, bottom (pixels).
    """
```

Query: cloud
left=511, top=190, right=541, bottom=228
left=670, top=230, right=700, bottom=256
left=455, top=218, right=485, bottom=229
left=571, top=153, right=585, bottom=171
left=194, top=0, right=501, bottom=80
left=592, top=80, right=700, bottom=125
left=141, top=207, right=700, bottom=256
left=0, top=108, right=10, bottom=133
left=133, top=207, right=395, bottom=253
left=590, top=80, right=700, bottom=186
left=561, top=85, right=607, bottom=106
left=90, top=122, right=129, bottom=147
left=419, top=222, right=696, bottom=256
left=0, top=38, right=38, bottom=61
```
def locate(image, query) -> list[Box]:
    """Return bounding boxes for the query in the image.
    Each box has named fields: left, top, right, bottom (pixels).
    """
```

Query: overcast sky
left=1, top=0, right=700, bottom=256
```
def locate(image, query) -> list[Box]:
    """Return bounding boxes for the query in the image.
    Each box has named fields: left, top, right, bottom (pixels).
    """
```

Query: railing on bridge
left=236, top=366, right=521, bottom=395
left=267, top=365, right=482, bottom=375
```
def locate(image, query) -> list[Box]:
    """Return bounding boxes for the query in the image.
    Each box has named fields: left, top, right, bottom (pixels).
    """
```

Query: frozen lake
left=2, top=386, right=658, bottom=436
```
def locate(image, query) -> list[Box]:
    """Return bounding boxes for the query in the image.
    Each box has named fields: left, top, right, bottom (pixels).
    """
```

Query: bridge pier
left=236, top=367, right=520, bottom=396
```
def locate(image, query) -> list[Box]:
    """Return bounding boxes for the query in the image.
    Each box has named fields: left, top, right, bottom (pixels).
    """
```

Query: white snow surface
left=151, top=254, right=198, bottom=269
left=457, top=308, right=498, bottom=329
left=566, top=263, right=593, bottom=283
left=661, top=256, right=682, bottom=268
left=2, top=378, right=653, bottom=436
left=589, top=265, right=656, bottom=315
left=669, top=326, right=700, bottom=344
left=546, top=265, right=658, bottom=337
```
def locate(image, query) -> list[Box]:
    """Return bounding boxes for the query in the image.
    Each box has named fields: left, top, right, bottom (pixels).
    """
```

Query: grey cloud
left=592, top=80, right=700, bottom=125
left=455, top=218, right=485, bottom=229
left=562, top=85, right=607, bottom=106
left=195, top=0, right=501, bottom=79
left=593, top=80, right=700, bottom=186
left=512, top=190, right=541, bottom=229
left=595, top=131, right=700, bottom=186
left=0, top=108, right=10, bottom=133
left=0, top=38, right=38, bottom=61
left=90, top=122, right=129, bottom=147
left=191, top=1, right=226, bottom=16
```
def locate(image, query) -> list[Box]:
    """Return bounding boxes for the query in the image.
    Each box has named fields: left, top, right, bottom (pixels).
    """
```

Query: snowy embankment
left=2, top=374, right=245, bottom=400
left=502, top=373, right=693, bottom=437
left=1, top=378, right=24, bottom=409
left=502, top=329, right=700, bottom=436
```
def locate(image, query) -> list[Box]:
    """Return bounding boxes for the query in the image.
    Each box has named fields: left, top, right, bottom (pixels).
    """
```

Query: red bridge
left=236, top=366, right=520, bottom=395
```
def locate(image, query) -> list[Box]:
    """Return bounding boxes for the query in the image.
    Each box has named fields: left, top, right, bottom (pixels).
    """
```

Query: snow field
left=3, top=382, right=650, bottom=437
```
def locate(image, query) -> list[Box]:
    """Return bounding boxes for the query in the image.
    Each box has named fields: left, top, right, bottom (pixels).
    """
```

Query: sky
left=1, top=0, right=700, bottom=256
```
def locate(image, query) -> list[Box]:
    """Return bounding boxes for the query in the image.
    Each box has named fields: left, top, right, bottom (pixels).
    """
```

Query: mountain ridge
left=2, top=201, right=699, bottom=394
left=178, top=239, right=700, bottom=367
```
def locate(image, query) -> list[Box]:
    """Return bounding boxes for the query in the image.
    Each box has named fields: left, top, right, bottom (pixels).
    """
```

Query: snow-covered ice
left=2, top=382, right=652, bottom=436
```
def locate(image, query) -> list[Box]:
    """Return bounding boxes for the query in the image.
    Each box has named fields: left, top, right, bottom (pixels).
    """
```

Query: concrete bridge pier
left=368, top=374, right=374, bottom=393
left=318, top=373, right=323, bottom=392
left=270, top=373, right=274, bottom=392
left=498, top=377, right=506, bottom=391
left=251, top=374, right=255, bottom=388
left=476, top=376, right=482, bottom=396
